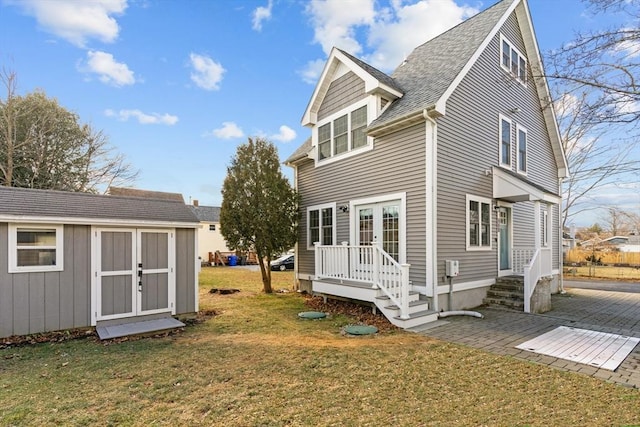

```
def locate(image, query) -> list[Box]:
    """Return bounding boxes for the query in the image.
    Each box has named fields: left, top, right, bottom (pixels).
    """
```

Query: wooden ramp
left=516, top=326, right=640, bottom=371
left=96, top=317, right=185, bottom=340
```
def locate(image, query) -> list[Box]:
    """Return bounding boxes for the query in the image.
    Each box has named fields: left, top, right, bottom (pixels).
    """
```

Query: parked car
left=270, top=254, right=294, bottom=271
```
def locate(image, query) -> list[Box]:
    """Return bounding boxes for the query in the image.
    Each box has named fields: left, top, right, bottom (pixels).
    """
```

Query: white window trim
left=314, top=98, right=374, bottom=166
left=307, top=202, right=337, bottom=250
left=466, top=195, right=493, bottom=251
left=499, top=114, right=512, bottom=169
left=543, top=210, right=549, bottom=247
left=516, top=124, right=528, bottom=175
left=8, top=223, right=64, bottom=273
left=500, top=34, right=527, bottom=86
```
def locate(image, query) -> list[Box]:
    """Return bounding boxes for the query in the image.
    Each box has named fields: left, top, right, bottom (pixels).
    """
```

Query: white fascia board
left=516, top=0, right=568, bottom=178
left=492, top=167, right=561, bottom=204
left=301, top=48, right=341, bottom=126
left=0, top=214, right=200, bottom=229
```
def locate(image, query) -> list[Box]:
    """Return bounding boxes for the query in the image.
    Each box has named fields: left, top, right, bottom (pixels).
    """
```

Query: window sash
left=517, top=127, right=527, bottom=173
left=501, top=35, right=527, bottom=84
left=500, top=117, right=511, bottom=166
left=467, top=197, right=491, bottom=249
left=9, top=224, right=64, bottom=272
left=308, top=205, right=335, bottom=248
left=316, top=103, right=369, bottom=162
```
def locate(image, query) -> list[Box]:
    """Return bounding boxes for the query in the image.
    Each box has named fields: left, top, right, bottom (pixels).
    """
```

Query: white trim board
left=516, top=326, right=640, bottom=371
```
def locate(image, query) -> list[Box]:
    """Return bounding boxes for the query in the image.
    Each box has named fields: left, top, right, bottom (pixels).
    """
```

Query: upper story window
left=209, top=224, right=216, bottom=231
left=315, top=100, right=372, bottom=164
left=307, top=203, right=336, bottom=249
left=516, top=124, right=527, bottom=174
left=501, top=34, right=527, bottom=84
left=499, top=114, right=512, bottom=168
left=8, top=224, right=64, bottom=273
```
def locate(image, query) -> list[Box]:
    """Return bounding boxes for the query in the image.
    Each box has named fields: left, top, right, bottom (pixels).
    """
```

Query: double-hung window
left=516, top=124, right=527, bottom=174
left=499, top=115, right=512, bottom=168
left=8, top=224, right=64, bottom=273
left=466, top=195, right=491, bottom=250
left=500, top=34, right=527, bottom=84
left=307, top=203, right=336, bottom=249
left=316, top=102, right=370, bottom=163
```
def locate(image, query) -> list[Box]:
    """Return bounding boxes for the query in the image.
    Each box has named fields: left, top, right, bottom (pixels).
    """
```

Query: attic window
left=500, top=34, right=527, bottom=84
left=316, top=100, right=372, bottom=164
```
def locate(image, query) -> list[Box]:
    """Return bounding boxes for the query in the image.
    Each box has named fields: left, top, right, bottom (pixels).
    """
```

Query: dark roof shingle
left=0, top=186, right=198, bottom=224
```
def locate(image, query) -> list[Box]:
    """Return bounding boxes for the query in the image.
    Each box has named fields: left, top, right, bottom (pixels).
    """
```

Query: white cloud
left=305, top=0, right=376, bottom=56
left=204, top=122, right=245, bottom=139
left=252, top=0, right=273, bottom=31
left=82, top=50, right=135, bottom=86
left=303, top=0, right=478, bottom=75
left=104, top=109, right=178, bottom=125
left=615, top=27, right=640, bottom=59
left=8, top=0, right=127, bottom=47
left=299, top=58, right=327, bottom=85
left=270, top=125, right=297, bottom=142
left=189, top=53, right=225, bottom=91
left=367, top=0, right=477, bottom=71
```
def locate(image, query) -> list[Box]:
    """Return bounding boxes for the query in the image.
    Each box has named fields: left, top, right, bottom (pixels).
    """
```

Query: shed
left=0, top=186, right=200, bottom=339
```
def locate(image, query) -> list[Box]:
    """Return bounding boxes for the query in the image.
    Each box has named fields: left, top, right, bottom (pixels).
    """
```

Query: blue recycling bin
left=228, top=255, right=237, bottom=266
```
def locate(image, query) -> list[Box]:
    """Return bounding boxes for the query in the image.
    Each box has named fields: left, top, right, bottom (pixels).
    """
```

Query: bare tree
left=600, top=206, right=632, bottom=235
left=546, top=0, right=639, bottom=128
left=0, top=69, right=138, bottom=192
left=554, top=90, right=639, bottom=229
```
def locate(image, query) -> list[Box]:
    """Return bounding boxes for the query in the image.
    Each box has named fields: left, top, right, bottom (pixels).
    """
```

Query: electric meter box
left=445, top=260, right=459, bottom=277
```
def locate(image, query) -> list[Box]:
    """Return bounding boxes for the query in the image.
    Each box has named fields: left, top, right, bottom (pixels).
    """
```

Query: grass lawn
left=1, top=267, right=639, bottom=426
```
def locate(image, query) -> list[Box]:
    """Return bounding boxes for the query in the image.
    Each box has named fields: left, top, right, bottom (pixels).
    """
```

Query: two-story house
left=286, top=0, right=568, bottom=329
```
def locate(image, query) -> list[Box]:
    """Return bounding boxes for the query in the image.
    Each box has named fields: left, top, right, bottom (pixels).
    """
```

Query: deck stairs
left=483, top=276, right=525, bottom=310
left=313, top=278, right=438, bottom=329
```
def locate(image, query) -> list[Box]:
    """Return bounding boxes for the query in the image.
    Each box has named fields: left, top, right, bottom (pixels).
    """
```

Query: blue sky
left=0, top=0, right=637, bottom=227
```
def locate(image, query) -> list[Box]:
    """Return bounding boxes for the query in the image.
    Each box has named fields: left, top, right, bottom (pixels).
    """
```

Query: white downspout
left=423, top=110, right=438, bottom=312
left=558, top=178, right=565, bottom=294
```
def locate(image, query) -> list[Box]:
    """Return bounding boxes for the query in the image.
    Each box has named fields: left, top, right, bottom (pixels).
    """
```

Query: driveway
left=564, top=277, right=640, bottom=293
left=415, top=286, right=640, bottom=388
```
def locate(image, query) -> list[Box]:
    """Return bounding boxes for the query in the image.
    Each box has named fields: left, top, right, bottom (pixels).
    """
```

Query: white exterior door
left=92, top=228, right=175, bottom=324
left=355, top=200, right=401, bottom=261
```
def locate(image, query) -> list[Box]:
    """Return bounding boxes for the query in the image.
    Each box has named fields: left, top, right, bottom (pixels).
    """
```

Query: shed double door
left=92, top=228, right=175, bottom=323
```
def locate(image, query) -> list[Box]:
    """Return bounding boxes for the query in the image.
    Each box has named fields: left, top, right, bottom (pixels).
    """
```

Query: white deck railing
left=314, top=242, right=410, bottom=319
left=523, top=247, right=552, bottom=313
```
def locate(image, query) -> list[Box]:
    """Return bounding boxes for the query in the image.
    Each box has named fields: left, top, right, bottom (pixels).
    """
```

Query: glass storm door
left=498, top=207, right=511, bottom=271
left=356, top=201, right=401, bottom=261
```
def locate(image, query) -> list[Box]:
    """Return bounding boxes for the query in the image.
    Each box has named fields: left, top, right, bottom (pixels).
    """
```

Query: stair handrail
left=314, top=242, right=410, bottom=319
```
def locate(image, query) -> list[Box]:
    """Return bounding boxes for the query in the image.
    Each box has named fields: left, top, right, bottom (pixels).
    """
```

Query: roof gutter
left=367, top=105, right=442, bottom=138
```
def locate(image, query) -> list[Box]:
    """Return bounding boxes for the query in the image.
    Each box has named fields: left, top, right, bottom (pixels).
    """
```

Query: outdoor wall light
left=339, top=205, right=349, bottom=213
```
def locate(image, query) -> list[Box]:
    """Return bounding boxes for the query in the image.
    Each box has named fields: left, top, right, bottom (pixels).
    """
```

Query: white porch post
left=372, top=240, right=380, bottom=289
left=400, top=263, right=411, bottom=319
left=314, top=241, right=321, bottom=279
left=534, top=201, right=541, bottom=251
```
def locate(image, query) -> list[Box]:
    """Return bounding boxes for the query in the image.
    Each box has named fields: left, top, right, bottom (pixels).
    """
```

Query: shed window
left=8, top=224, right=64, bottom=273
left=209, top=224, right=216, bottom=231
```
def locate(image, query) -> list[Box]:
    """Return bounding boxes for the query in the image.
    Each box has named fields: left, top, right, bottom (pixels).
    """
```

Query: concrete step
left=483, top=296, right=524, bottom=310
left=391, top=310, right=439, bottom=329
left=486, top=288, right=524, bottom=299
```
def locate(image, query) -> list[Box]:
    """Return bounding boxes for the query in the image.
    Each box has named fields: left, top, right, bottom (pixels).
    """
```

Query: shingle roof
left=0, top=186, right=199, bottom=224
left=189, top=205, right=220, bottom=222
left=369, top=0, right=515, bottom=129
left=284, top=137, right=312, bottom=164
left=336, top=48, right=404, bottom=94
left=108, top=186, right=185, bottom=202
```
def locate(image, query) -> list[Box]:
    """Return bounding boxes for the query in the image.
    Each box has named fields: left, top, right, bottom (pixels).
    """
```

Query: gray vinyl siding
left=318, top=71, right=367, bottom=120
left=175, top=228, right=196, bottom=314
left=0, top=224, right=91, bottom=338
left=435, top=12, right=560, bottom=285
left=297, top=123, right=428, bottom=287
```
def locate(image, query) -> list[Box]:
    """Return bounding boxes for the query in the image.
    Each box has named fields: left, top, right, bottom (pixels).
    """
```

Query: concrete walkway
left=415, top=287, right=640, bottom=388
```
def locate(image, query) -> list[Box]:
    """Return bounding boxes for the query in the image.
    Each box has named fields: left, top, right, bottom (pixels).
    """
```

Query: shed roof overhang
left=492, top=166, right=561, bottom=204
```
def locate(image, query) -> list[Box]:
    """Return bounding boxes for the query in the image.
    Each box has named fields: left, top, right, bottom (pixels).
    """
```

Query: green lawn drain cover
left=298, top=311, right=327, bottom=319
left=344, top=325, right=378, bottom=335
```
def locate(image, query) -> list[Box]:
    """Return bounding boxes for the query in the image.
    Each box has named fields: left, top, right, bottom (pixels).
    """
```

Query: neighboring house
left=0, top=186, right=200, bottom=339
left=286, top=0, right=567, bottom=329
left=188, top=201, right=231, bottom=263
